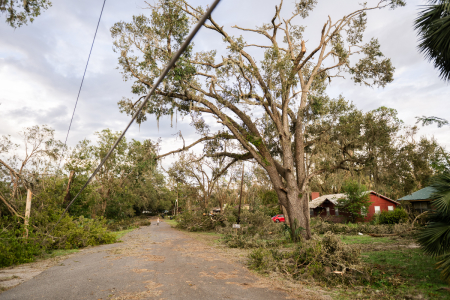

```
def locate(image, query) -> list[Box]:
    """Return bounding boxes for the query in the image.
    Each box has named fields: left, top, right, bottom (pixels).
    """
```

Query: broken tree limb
left=0, top=158, right=33, bottom=189
left=0, top=193, right=25, bottom=220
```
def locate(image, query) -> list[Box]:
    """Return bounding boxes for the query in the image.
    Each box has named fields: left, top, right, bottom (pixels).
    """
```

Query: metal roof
left=398, top=186, right=436, bottom=201
left=309, top=194, right=346, bottom=208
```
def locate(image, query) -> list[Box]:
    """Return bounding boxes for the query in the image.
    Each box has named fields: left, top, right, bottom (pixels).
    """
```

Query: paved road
left=1, top=221, right=297, bottom=300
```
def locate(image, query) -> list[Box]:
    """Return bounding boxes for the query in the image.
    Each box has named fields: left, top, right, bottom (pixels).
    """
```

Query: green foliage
left=418, top=173, right=450, bottom=283
left=377, top=208, right=409, bottom=224
left=0, top=213, right=117, bottom=268
left=248, top=232, right=366, bottom=285
left=0, top=219, right=43, bottom=268
left=0, top=0, right=52, bottom=28
left=106, top=217, right=151, bottom=232
left=311, top=217, right=412, bottom=235
left=361, top=249, right=450, bottom=300
left=336, top=180, right=371, bottom=222
left=52, top=216, right=117, bottom=249
left=176, top=210, right=226, bottom=232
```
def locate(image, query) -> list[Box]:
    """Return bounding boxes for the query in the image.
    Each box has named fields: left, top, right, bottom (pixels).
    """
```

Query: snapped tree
left=112, top=0, right=405, bottom=238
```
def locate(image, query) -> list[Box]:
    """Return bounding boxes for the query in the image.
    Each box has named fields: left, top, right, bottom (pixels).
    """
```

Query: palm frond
left=430, top=172, right=450, bottom=214
left=415, top=0, right=450, bottom=81
left=418, top=212, right=450, bottom=257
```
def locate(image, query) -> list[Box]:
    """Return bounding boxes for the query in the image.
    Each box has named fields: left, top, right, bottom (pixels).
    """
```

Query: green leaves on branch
left=1, top=0, right=51, bottom=28
left=350, top=38, right=394, bottom=87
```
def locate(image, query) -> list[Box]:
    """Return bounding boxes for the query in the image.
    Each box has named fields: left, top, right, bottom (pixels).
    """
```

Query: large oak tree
left=112, top=0, right=405, bottom=238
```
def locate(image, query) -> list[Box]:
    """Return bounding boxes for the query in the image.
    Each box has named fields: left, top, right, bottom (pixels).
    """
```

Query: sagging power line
left=57, top=0, right=107, bottom=171
left=54, top=0, right=222, bottom=227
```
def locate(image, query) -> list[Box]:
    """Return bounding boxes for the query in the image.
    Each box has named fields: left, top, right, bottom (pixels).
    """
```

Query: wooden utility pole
left=24, top=189, right=32, bottom=238
left=237, top=164, right=245, bottom=224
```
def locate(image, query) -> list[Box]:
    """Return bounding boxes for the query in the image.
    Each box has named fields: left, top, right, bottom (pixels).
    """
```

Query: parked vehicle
left=271, top=214, right=285, bottom=223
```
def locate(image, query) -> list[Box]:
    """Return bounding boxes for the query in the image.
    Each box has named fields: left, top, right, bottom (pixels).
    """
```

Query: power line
left=54, top=0, right=222, bottom=226
left=57, top=0, right=107, bottom=171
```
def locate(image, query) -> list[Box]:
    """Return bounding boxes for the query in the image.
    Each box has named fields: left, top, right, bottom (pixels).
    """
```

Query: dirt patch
left=142, top=255, right=165, bottom=262
left=113, top=281, right=163, bottom=299
left=199, top=270, right=239, bottom=280
left=132, top=269, right=155, bottom=274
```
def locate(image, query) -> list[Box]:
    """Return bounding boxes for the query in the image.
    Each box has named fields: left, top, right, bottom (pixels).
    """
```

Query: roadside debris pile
left=248, top=232, right=369, bottom=285
left=311, top=218, right=412, bottom=236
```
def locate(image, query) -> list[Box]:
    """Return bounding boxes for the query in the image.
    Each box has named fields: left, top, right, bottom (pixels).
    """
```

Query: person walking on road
left=157, top=218, right=160, bottom=226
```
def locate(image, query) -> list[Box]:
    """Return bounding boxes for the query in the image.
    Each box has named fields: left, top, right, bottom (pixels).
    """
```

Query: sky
left=0, top=0, right=449, bottom=169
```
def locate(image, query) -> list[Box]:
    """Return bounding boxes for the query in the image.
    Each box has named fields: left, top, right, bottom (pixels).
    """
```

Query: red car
left=271, top=214, right=285, bottom=223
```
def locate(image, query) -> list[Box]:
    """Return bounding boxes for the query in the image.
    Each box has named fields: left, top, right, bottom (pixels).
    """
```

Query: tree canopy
left=112, top=0, right=406, bottom=238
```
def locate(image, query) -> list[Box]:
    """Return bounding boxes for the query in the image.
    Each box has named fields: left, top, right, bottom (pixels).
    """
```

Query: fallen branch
left=411, top=211, right=428, bottom=228
left=0, top=193, right=25, bottom=221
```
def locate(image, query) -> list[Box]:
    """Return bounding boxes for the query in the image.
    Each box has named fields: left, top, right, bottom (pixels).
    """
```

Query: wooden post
left=24, top=189, right=32, bottom=238
left=237, top=164, right=245, bottom=224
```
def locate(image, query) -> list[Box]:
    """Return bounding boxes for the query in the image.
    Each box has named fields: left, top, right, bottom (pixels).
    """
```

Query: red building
left=309, top=191, right=399, bottom=222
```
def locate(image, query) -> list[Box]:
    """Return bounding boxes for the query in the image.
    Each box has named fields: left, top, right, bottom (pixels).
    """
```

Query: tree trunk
left=278, top=186, right=311, bottom=240
left=63, top=170, right=75, bottom=205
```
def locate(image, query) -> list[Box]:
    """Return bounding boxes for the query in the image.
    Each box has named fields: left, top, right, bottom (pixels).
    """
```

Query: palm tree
left=418, top=173, right=450, bottom=283
left=415, top=0, right=450, bottom=81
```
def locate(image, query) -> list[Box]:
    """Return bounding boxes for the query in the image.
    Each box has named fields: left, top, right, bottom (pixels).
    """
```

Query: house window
left=388, top=206, right=394, bottom=211
left=335, top=207, right=339, bottom=216
left=310, top=208, right=314, bottom=216
left=374, top=206, right=381, bottom=214
left=326, top=207, right=330, bottom=216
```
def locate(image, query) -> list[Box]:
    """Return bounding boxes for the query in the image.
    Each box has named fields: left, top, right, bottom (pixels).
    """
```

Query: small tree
left=337, top=180, right=371, bottom=223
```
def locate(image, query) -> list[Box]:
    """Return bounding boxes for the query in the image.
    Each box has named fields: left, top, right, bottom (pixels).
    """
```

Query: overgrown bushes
left=52, top=216, right=117, bottom=249
left=0, top=214, right=119, bottom=268
left=0, top=221, right=43, bottom=268
left=377, top=208, right=409, bottom=224
left=248, top=232, right=368, bottom=285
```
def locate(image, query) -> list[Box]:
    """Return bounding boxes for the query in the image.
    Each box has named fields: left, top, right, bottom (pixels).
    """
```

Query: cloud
left=0, top=0, right=449, bottom=171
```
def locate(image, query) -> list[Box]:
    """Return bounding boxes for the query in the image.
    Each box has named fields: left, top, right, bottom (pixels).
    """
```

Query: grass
left=113, top=228, right=136, bottom=240
left=348, top=248, right=450, bottom=300
left=340, top=235, right=395, bottom=245
left=45, top=249, right=80, bottom=258
left=163, top=219, right=178, bottom=227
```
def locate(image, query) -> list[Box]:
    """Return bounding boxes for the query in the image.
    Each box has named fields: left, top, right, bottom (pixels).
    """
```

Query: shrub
left=0, top=221, right=43, bottom=268
left=52, top=215, right=117, bottom=249
left=378, top=208, right=409, bottom=224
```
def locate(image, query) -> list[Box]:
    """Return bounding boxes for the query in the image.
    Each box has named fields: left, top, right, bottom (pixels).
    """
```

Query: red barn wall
left=366, top=193, right=397, bottom=221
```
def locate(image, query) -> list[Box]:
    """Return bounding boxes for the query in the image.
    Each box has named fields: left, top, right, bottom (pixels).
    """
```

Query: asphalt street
left=1, top=221, right=294, bottom=300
